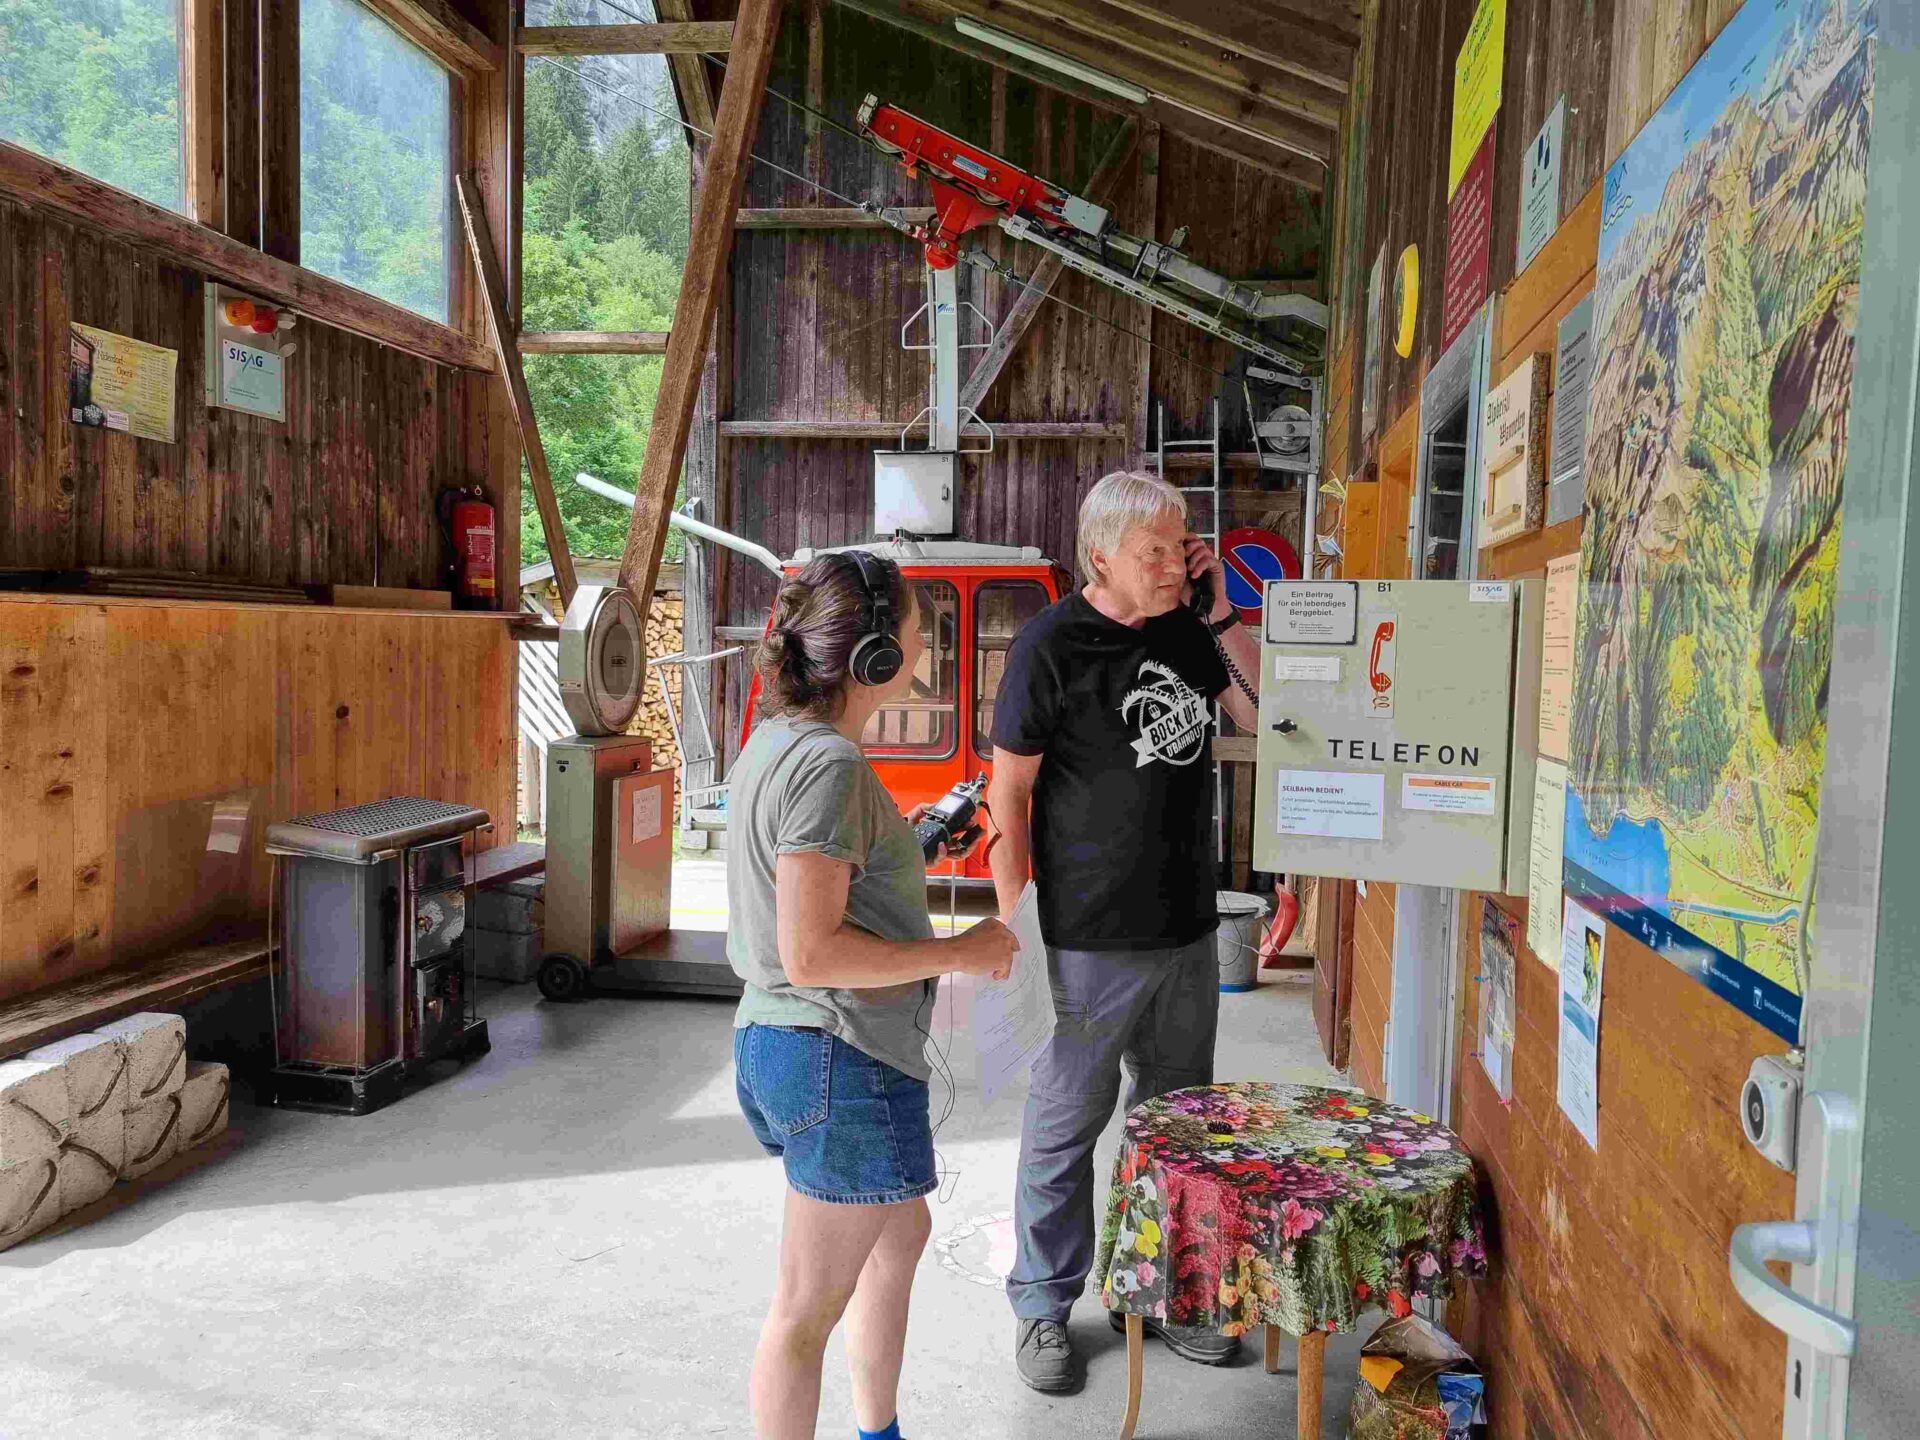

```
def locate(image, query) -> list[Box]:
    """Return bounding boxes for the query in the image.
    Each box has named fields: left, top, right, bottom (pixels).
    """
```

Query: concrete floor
left=1, top=860, right=1376, bottom=1439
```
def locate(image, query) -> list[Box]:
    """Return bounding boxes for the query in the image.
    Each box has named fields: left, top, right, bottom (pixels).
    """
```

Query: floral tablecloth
left=1097, top=1082, right=1486, bottom=1337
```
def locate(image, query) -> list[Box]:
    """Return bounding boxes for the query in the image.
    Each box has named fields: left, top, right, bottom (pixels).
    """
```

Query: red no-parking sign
left=1219, top=526, right=1301, bottom=625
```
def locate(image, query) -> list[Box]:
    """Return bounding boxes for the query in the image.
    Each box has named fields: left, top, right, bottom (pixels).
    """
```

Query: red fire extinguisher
left=439, top=486, right=496, bottom=609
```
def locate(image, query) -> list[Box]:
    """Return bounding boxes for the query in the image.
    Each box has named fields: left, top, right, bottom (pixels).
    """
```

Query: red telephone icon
left=1368, top=620, right=1396, bottom=693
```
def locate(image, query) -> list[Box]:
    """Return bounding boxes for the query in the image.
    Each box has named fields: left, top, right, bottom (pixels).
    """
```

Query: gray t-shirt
left=727, top=716, right=936, bottom=1081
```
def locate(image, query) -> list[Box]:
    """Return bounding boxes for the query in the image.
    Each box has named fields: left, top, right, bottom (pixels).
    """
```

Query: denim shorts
left=733, top=1024, right=936, bottom=1206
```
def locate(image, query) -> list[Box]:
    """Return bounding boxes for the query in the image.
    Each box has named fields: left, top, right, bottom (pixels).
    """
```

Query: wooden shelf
left=0, top=940, right=273, bottom=1060
left=0, top=592, right=522, bottom=621
left=720, top=419, right=1126, bottom=440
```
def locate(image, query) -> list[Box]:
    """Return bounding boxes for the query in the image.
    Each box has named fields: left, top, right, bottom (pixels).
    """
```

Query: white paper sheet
left=1277, top=770, right=1385, bottom=839
left=1557, top=899, right=1606, bottom=1150
left=973, top=883, right=1056, bottom=1106
left=1526, top=760, right=1568, bottom=965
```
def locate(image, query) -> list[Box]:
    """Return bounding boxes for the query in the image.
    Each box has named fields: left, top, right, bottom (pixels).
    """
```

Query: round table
left=1095, top=1082, right=1486, bottom=1439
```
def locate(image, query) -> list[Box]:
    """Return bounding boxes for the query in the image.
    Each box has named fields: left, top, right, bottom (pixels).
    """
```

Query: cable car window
left=972, top=580, right=1050, bottom=759
left=862, top=580, right=959, bottom=759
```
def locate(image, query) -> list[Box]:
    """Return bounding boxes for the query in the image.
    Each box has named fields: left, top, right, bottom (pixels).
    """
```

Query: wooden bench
left=475, top=840, right=544, bottom=889
left=0, top=939, right=274, bottom=1062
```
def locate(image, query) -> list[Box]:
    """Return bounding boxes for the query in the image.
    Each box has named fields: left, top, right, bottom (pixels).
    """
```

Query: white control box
left=1254, top=579, right=1542, bottom=893
left=873, top=450, right=956, bottom=535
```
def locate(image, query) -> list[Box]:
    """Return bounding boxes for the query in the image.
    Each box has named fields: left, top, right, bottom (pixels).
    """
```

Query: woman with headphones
left=729, top=551, right=1018, bottom=1440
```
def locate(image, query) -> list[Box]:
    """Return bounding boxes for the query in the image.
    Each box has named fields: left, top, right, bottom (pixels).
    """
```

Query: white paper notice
left=1539, top=554, right=1578, bottom=763
left=1265, top=582, right=1359, bottom=645
left=631, top=785, right=663, bottom=843
left=1274, top=655, right=1342, bottom=683
left=1526, top=760, right=1568, bottom=965
left=1401, top=773, right=1497, bottom=814
left=1557, top=899, right=1606, bottom=1150
left=974, top=883, right=1056, bottom=1106
left=1277, top=770, right=1384, bottom=839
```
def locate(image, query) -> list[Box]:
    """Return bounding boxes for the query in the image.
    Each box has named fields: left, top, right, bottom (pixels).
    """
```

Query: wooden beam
left=804, top=0, right=827, bottom=181
left=915, top=0, right=1335, bottom=161
left=223, top=0, right=260, bottom=247
left=518, top=330, right=671, bottom=354
left=517, top=22, right=735, bottom=56
left=719, top=419, right=1126, bottom=439
left=182, top=0, right=224, bottom=229
left=961, top=118, right=1137, bottom=414
left=366, top=0, right=503, bottom=71
left=617, top=0, right=785, bottom=611
left=260, top=0, right=300, bottom=264
left=656, top=0, right=718, bottom=137
left=832, top=0, right=1325, bottom=190
left=457, top=172, right=579, bottom=607
left=1244, top=0, right=1363, bottom=45
left=734, top=206, right=933, bottom=228
left=986, top=0, right=1346, bottom=126
left=1132, top=120, right=1158, bottom=456
left=0, top=140, right=492, bottom=370
left=1086, top=0, right=1352, bottom=95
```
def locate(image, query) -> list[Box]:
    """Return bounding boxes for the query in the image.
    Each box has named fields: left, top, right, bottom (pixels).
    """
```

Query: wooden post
left=456, top=172, right=578, bottom=607
left=616, top=0, right=783, bottom=614
left=1297, top=1327, right=1327, bottom=1439
left=958, top=118, right=1138, bottom=415
left=1121, top=1313, right=1144, bottom=1440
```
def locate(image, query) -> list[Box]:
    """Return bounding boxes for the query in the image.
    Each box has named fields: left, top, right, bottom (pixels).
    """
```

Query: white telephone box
left=1253, top=579, right=1542, bottom=893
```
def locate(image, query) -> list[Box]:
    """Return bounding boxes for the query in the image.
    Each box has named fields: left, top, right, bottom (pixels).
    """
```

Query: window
left=0, top=0, right=185, bottom=212
left=300, top=0, right=451, bottom=321
left=862, top=581, right=958, bottom=759
left=972, top=580, right=1049, bottom=759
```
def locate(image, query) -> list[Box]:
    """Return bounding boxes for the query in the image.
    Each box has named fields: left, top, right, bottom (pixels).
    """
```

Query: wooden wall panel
left=0, top=200, right=512, bottom=592
left=0, top=600, right=517, bottom=1005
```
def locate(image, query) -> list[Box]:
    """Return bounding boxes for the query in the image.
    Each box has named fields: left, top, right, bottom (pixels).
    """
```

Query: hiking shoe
left=1015, top=1318, right=1079, bottom=1393
left=1109, top=1311, right=1242, bottom=1365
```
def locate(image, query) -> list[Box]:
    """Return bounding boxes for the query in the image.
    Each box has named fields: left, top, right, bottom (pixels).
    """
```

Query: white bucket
left=1216, top=890, right=1270, bottom=993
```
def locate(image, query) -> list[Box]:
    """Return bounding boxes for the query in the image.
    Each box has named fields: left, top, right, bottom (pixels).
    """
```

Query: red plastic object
left=1257, top=883, right=1302, bottom=969
left=250, top=306, right=279, bottom=333
left=859, top=99, right=1080, bottom=271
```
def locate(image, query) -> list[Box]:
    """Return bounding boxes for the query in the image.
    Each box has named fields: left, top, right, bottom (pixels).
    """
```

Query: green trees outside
left=0, top=0, right=184, bottom=212
left=520, top=44, right=690, bottom=566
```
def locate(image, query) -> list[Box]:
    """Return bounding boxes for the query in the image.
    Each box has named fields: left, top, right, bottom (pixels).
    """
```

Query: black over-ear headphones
left=842, top=551, right=905, bottom=687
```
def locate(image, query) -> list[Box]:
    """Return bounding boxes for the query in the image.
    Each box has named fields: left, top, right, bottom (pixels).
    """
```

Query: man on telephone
left=986, top=471, right=1262, bottom=1393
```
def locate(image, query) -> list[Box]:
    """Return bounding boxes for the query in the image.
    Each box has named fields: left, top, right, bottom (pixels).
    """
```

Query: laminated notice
left=1277, top=770, right=1385, bottom=840
left=1401, top=773, right=1497, bottom=814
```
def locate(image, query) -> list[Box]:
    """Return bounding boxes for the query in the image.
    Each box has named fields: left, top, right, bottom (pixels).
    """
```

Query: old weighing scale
left=537, top=584, right=742, bottom=1002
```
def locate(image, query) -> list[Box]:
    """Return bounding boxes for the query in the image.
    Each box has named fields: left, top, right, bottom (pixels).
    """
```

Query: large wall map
left=1566, top=0, right=1876, bottom=1042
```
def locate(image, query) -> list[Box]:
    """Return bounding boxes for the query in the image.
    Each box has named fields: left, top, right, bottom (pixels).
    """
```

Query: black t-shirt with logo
left=992, top=591, right=1229, bottom=950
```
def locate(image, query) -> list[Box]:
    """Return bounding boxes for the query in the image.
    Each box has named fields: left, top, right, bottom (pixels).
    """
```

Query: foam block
left=0, top=1059, right=71, bottom=1166
left=122, top=1094, right=182, bottom=1180
left=0, top=1156, right=63, bottom=1253
left=177, top=1062, right=230, bottom=1151
left=25, top=1032, right=130, bottom=1122
left=57, top=1109, right=126, bottom=1212
left=96, top=1013, right=186, bottom=1104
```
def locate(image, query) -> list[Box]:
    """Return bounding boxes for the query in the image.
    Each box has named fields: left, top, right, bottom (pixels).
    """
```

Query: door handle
left=1729, top=1221, right=1857, bottom=1357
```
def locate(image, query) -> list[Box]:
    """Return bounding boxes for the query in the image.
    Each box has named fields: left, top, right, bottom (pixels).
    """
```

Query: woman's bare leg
left=751, top=1189, right=894, bottom=1439
left=842, top=1197, right=932, bottom=1432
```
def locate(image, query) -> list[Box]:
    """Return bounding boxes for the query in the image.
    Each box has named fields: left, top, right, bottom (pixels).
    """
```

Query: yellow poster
left=1449, top=0, right=1506, bottom=197
left=69, top=323, right=178, bottom=444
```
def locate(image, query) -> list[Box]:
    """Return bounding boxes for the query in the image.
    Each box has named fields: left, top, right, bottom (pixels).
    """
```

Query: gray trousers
left=1006, top=934, right=1219, bottom=1322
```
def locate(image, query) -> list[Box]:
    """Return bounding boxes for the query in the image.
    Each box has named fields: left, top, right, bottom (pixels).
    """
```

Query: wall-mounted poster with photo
left=1565, top=0, right=1878, bottom=1044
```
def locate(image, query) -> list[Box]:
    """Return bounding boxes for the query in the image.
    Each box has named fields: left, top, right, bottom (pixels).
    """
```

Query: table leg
left=1296, top=1329, right=1327, bottom=1439
left=1120, top=1313, right=1143, bottom=1440
left=1264, top=1323, right=1282, bottom=1374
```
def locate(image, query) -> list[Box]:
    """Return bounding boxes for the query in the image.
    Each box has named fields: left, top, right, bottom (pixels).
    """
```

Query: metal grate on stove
left=287, top=797, right=476, bottom=838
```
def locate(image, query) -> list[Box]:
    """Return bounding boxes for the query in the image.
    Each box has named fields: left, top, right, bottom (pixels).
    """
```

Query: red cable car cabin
left=740, top=540, right=1071, bottom=884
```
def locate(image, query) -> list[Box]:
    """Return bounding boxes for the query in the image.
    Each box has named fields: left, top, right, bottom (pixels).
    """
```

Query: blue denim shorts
left=734, top=1024, right=936, bottom=1206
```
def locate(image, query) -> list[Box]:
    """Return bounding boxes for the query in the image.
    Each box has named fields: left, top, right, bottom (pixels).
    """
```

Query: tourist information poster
left=1564, top=0, right=1877, bottom=1043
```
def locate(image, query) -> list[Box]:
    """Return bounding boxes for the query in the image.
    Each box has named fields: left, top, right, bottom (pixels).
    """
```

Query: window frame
left=970, top=577, right=1050, bottom=764
left=862, top=579, right=962, bottom=762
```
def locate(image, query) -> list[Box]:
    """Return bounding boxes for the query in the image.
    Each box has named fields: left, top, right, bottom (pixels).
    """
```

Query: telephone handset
left=1187, top=552, right=1258, bottom=708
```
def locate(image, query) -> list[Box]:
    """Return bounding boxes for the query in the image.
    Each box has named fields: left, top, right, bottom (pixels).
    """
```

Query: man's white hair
left=1075, top=470, right=1188, bottom=585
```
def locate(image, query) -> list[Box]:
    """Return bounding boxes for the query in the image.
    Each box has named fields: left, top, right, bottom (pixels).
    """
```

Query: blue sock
left=857, top=1421, right=902, bottom=1440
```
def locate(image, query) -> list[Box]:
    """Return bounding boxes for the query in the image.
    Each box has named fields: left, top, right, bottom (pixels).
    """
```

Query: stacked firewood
left=630, top=595, right=684, bottom=772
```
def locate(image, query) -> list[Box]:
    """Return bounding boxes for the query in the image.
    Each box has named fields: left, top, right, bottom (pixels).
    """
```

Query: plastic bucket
left=1216, top=890, right=1270, bottom=993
